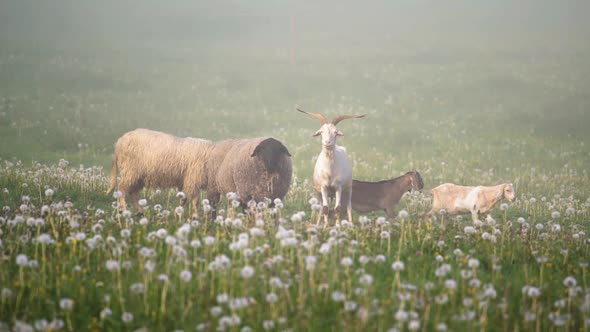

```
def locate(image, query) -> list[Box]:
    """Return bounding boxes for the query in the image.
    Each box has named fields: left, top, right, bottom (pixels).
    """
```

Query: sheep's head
left=297, top=108, right=365, bottom=149
left=503, top=183, right=516, bottom=202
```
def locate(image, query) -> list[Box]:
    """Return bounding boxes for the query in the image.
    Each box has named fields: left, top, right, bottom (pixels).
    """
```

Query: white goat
left=298, top=108, right=365, bottom=224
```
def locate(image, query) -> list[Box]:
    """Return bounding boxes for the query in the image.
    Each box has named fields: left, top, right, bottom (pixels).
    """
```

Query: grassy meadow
left=1, top=1, right=590, bottom=331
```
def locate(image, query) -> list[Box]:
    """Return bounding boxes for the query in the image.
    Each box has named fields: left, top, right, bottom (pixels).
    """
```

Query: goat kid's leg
left=471, top=209, right=479, bottom=224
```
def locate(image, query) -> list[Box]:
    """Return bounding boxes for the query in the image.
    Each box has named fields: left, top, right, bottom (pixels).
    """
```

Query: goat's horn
left=331, top=114, right=366, bottom=125
left=297, top=108, right=327, bottom=125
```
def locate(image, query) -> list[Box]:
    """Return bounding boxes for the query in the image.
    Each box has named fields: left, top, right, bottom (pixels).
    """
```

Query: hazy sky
left=1, top=0, right=589, bottom=51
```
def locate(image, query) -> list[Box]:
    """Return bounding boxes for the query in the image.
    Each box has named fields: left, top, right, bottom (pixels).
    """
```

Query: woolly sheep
left=206, top=137, right=292, bottom=210
left=106, top=128, right=213, bottom=217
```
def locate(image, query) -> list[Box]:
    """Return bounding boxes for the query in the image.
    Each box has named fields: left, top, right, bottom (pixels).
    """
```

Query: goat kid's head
left=503, top=183, right=516, bottom=202
left=297, top=108, right=365, bottom=149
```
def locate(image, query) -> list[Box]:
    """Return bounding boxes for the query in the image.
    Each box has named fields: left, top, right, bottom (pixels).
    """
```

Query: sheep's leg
left=207, top=192, right=221, bottom=219
left=129, top=191, right=142, bottom=215
left=191, top=196, right=200, bottom=220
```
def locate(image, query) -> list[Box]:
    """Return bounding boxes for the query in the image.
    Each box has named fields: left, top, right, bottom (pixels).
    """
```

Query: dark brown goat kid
left=351, top=171, right=424, bottom=218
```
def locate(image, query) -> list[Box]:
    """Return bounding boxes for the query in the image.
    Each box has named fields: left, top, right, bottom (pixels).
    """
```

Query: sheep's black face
left=251, top=138, right=291, bottom=173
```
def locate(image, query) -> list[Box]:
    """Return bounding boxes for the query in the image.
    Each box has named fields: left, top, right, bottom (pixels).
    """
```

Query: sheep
left=106, top=128, right=213, bottom=218
left=297, top=108, right=365, bottom=224
left=206, top=137, right=293, bottom=211
left=352, top=171, right=424, bottom=218
left=425, top=182, right=516, bottom=223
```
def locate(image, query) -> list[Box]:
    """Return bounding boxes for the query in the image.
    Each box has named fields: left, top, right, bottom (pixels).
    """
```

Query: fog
left=2, top=1, right=589, bottom=51
left=1, top=0, right=589, bottom=169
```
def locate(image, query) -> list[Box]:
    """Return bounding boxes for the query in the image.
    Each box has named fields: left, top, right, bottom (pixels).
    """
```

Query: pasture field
left=2, top=2, right=590, bottom=331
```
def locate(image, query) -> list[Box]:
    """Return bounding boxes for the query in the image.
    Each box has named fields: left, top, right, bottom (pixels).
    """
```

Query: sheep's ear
left=312, top=130, right=321, bottom=137
left=336, top=130, right=344, bottom=137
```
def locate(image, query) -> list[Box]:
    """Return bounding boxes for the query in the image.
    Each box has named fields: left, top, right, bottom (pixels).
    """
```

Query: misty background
left=0, top=0, right=589, bottom=181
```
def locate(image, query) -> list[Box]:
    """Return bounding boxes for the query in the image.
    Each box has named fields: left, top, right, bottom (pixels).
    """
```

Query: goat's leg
left=319, top=187, right=329, bottom=226
left=334, top=187, right=342, bottom=224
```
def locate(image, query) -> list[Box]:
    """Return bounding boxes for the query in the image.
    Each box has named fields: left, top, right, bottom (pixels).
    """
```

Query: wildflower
left=1, top=288, right=13, bottom=298
left=130, top=283, right=145, bottom=294
left=391, top=261, right=405, bottom=272
left=174, top=206, right=184, bottom=217
left=398, top=210, right=409, bottom=218
left=204, top=236, right=215, bottom=246
left=359, top=274, right=373, bottom=286
left=100, top=308, right=112, bottom=320
left=468, top=258, right=480, bottom=269
left=551, top=211, right=561, bottom=219
left=113, top=191, right=123, bottom=199
left=331, top=291, right=345, bottom=302
left=338, top=257, right=353, bottom=267
left=435, top=264, right=452, bottom=277
left=120, top=229, right=131, bottom=238
left=34, top=320, right=48, bottom=331
left=359, top=255, right=371, bottom=265
left=45, top=188, right=55, bottom=197
left=105, top=260, right=120, bottom=271
left=436, top=323, right=448, bottom=331
left=266, top=292, right=278, bottom=303
left=138, top=199, right=147, bottom=207
left=395, top=310, right=409, bottom=321
left=59, top=298, right=74, bottom=311
left=121, top=312, right=133, bottom=323
left=16, top=254, right=28, bottom=266
left=210, top=306, right=223, bottom=317
left=375, top=254, right=386, bottom=263
left=344, top=301, right=357, bottom=311
left=380, top=230, right=390, bottom=239
left=444, top=279, right=457, bottom=291
left=139, top=217, right=149, bottom=226
left=308, top=197, right=319, bottom=205
left=176, top=191, right=186, bottom=200
left=464, top=226, right=476, bottom=235
left=263, top=321, right=275, bottom=330
left=180, top=270, right=192, bottom=282
left=306, top=256, right=317, bottom=271
left=241, top=266, right=255, bottom=279
left=408, top=320, right=420, bottom=331
left=535, top=223, right=544, bottom=230
left=563, top=276, right=577, bottom=288
left=500, top=203, right=508, bottom=211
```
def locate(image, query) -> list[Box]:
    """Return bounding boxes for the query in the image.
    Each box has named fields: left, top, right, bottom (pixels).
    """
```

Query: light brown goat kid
left=425, top=182, right=516, bottom=223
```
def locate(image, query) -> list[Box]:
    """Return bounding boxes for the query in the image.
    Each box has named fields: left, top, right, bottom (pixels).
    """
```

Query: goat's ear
left=312, top=130, right=321, bottom=137
left=336, top=130, right=344, bottom=137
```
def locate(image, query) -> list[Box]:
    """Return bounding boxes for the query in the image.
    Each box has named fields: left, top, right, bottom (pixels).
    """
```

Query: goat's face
left=503, top=183, right=516, bottom=202
left=313, top=123, right=342, bottom=149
